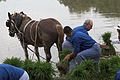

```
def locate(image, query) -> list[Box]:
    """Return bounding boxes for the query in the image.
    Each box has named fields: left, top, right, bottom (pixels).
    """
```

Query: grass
left=3, top=55, right=120, bottom=80
left=3, top=58, right=55, bottom=80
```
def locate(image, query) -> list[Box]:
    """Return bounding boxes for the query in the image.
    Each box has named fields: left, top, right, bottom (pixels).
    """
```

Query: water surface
left=0, top=0, right=120, bottom=63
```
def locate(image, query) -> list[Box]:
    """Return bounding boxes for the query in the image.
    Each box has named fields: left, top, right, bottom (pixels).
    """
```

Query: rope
left=30, top=21, right=36, bottom=42
left=27, top=46, right=57, bottom=64
left=11, top=20, right=23, bottom=35
left=11, top=19, right=57, bottom=64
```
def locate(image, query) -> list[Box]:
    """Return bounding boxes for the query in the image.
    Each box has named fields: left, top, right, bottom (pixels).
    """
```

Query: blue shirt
left=73, top=25, right=89, bottom=35
left=115, top=69, right=120, bottom=80
left=66, top=25, right=89, bottom=42
left=69, top=31, right=96, bottom=55
left=0, top=64, right=24, bottom=80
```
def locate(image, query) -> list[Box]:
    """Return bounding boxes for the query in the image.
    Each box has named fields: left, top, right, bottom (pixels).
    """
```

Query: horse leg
left=55, top=24, right=64, bottom=61
left=56, top=41, right=62, bottom=51
left=55, top=24, right=64, bottom=52
left=24, top=45, right=29, bottom=60
left=20, top=42, right=29, bottom=59
left=34, top=46, right=40, bottom=61
left=56, top=41, right=62, bottom=61
left=44, top=45, right=51, bottom=62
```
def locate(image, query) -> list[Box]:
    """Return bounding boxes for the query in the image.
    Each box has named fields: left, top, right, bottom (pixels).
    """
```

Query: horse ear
left=8, top=12, right=11, bottom=20
left=20, top=11, right=24, bottom=15
left=20, top=11, right=26, bottom=18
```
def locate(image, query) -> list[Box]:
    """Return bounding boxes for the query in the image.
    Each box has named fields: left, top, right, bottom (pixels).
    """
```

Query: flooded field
left=0, top=0, right=120, bottom=63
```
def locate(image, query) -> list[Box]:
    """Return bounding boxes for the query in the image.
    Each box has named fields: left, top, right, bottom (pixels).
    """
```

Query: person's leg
left=76, top=43, right=101, bottom=64
left=69, top=59, right=77, bottom=71
left=62, top=40, right=74, bottom=52
left=69, top=43, right=101, bottom=71
left=19, top=71, right=29, bottom=80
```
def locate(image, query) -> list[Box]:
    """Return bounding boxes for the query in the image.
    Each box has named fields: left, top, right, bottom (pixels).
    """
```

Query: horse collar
left=23, top=20, right=34, bottom=33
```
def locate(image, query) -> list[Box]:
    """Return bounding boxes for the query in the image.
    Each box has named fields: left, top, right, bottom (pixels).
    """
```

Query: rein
left=11, top=20, right=23, bottom=35
left=27, top=46, right=57, bottom=64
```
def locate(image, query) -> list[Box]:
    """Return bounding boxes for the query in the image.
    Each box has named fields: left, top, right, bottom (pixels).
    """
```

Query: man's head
left=114, top=26, right=120, bottom=41
left=84, top=19, right=93, bottom=31
left=117, top=30, right=120, bottom=41
left=64, top=26, right=72, bottom=37
left=117, top=26, right=120, bottom=41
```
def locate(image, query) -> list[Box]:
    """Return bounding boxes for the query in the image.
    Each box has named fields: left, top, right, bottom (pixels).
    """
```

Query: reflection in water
left=58, top=0, right=120, bottom=53
left=0, top=0, right=6, bottom=2
left=58, top=0, right=120, bottom=18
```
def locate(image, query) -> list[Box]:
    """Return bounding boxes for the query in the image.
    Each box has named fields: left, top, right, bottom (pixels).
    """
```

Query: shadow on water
left=58, top=0, right=120, bottom=18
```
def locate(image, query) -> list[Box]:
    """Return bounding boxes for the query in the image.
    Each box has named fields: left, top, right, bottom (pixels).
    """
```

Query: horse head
left=6, top=12, right=27, bottom=37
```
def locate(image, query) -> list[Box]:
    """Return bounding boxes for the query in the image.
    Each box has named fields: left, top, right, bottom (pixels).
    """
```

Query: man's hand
left=63, top=53, right=76, bottom=61
left=100, top=44, right=109, bottom=49
left=63, top=54, right=71, bottom=61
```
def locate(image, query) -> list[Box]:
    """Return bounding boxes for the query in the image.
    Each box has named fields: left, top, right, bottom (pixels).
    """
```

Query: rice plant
left=101, top=32, right=116, bottom=56
left=3, top=57, right=23, bottom=67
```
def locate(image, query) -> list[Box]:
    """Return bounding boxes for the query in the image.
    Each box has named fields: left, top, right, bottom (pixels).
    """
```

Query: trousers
left=62, top=40, right=101, bottom=71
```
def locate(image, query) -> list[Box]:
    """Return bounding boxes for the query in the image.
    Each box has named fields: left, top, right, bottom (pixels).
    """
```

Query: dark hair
left=64, top=26, right=72, bottom=34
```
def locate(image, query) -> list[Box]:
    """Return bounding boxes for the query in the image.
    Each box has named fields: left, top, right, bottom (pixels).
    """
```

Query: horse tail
left=56, top=24, right=64, bottom=51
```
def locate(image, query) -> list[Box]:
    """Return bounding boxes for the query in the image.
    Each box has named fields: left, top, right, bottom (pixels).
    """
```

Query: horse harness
left=11, top=19, right=41, bottom=46
left=23, top=20, right=40, bottom=43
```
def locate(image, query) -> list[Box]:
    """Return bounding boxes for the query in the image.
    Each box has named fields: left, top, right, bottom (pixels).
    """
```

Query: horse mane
left=20, top=12, right=32, bottom=20
left=13, top=12, right=31, bottom=20
left=13, top=12, right=32, bottom=29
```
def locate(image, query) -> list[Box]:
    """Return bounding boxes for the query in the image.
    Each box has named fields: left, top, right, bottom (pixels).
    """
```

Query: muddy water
left=0, top=0, right=120, bottom=63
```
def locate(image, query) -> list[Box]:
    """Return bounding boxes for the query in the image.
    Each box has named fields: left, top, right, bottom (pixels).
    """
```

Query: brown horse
left=6, top=12, right=64, bottom=62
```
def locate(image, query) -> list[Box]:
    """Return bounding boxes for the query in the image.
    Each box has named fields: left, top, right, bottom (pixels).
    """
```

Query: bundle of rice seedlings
left=101, top=32, right=116, bottom=56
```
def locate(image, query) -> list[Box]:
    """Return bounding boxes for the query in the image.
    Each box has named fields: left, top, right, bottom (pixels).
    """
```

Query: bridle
left=11, top=19, right=22, bottom=34
left=7, top=13, right=40, bottom=43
